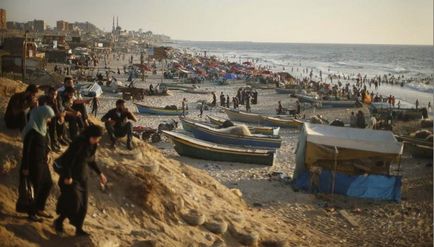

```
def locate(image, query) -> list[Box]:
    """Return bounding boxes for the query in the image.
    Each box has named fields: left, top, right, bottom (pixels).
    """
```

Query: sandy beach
left=86, top=55, right=433, bottom=246
left=0, top=47, right=432, bottom=247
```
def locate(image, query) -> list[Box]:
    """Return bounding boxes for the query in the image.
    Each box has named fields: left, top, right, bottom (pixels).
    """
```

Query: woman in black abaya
left=54, top=125, right=107, bottom=236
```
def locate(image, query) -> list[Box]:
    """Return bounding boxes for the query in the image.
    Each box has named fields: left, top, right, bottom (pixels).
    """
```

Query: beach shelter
left=294, top=123, right=404, bottom=201
left=224, top=73, right=238, bottom=80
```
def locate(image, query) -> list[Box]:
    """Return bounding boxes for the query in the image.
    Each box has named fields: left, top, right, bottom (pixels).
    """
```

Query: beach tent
left=224, top=73, right=238, bottom=80
left=295, top=123, right=403, bottom=177
left=293, top=123, right=403, bottom=201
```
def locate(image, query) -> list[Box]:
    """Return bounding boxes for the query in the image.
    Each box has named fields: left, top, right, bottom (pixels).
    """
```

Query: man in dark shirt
left=58, top=77, right=91, bottom=128
left=220, top=92, right=225, bottom=107
left=60, top=87, right=84, bottom=140
left=4, top=84, right=39, bottom=131
left=39, top=86, right=67, bottom=151
left=101, top=99, right=137, bottom=150
left=211, top=92, right=216, bottom=107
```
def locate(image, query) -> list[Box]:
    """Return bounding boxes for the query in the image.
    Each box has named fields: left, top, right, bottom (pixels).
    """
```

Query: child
left=91, top=96, right=99, bottom=117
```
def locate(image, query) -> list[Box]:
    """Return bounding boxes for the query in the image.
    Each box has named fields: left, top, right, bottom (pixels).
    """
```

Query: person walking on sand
left=296, top=100, right=301, bottom=114
left=101, top=99, right=137, bottom=150
left=245, top=94, right=251, bottom=112
left=182, top=98, right=188, bottom=117
left=19, top=105, right=55, bottom=222
left=198, top=102, right=204, bottom=118
left=226, top=95, right=230, bottom=108
left=416, top=99, right=419, bottom=109
left=54, top=125, right=107, bottom=236
left=277, top=101, right=283, bottom=114
left=91, top=96, right=99, bottom=117
left=211, top=92, right=217, bottom=107
left=220, top=92, right=225, bottom=107
left=356, top=110, right=366, bottom=128
left=350, top=111, right=357, bottom=127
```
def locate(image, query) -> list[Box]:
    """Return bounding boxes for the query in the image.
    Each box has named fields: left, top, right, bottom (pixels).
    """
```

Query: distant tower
left=112, top=16, right=115, bottom=32
left=116, top=16, right=119, bottom=29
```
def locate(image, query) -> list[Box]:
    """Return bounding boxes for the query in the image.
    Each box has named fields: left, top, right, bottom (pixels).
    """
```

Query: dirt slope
left=0, top=77, right=335, bottom=246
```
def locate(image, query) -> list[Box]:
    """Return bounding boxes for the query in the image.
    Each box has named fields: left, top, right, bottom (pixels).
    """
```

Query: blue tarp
left=293, top=170, right=402, bottom=202
left=224, top=73, right=238, bottom=80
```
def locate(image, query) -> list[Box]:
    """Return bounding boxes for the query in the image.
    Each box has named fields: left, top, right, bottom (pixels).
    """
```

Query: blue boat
left=180, top=118, right=282, bottom=148
left=135, top=103, right=186, bottom=116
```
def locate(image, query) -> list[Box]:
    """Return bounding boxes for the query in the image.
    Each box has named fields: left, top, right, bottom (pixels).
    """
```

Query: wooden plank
left=338, top=209, right=359, bottom=227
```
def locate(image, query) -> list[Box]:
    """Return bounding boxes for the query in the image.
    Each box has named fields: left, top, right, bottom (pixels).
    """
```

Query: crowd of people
left=3, top=76, right=140, bottom=236
left=209, top=87, right=258, bottom=112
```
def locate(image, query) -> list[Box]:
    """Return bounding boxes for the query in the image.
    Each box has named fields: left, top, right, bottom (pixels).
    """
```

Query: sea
left=171, top=41, right=433, bottom=105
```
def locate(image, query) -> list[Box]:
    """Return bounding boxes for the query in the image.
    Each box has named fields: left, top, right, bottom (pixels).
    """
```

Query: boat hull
left=181, top=119, right=282, bottom=148
left=207, top=115, right=280, bottom=136
left=319, top=100, right=357, bottom=108
left=295, top=94, right=317, bottom=104
left=405, top=143, right=433, bottom=159
left=223, top=108, right=303, bottom=128
left=135, top=103, right=185, bottom=116
left=163, top=131, right=275, bottom=165
left=275, top=88, right=297, bottom=94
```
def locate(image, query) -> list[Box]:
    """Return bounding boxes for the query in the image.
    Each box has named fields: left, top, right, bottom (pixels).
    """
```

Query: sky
left=3, top=0, right=433, bottom=45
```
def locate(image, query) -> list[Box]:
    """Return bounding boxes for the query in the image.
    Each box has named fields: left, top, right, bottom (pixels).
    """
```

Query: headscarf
left=22, top=105, right=55, bottom=138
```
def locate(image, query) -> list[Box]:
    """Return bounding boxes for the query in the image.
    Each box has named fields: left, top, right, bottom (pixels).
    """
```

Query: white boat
left=78, top=82, right=103, bottom=97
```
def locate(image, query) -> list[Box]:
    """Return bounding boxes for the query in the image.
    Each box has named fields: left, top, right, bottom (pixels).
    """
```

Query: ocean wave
left=405, top=82, right=434, bottom=93
left=391, top=67, right=410, bottom=74
left=334, top=61, right=364, bottom=69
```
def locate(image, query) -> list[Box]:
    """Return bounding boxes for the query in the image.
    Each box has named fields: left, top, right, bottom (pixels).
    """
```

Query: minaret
left=116, top=16, right=119, bottom=29
left=112, top=16, right=115, bottom=32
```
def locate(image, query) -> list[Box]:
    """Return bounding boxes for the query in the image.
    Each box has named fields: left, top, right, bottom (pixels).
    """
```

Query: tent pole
left=396, top=155, right=402, bottom=175
left=331, top=146, right=338, bottom=200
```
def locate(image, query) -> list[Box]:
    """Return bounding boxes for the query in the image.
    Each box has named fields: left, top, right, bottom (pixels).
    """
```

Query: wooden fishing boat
left=135, top=103, right=185, bottom=116
left=295, top=94, right=318, bottom=104
left=404, top=143, right=433, bottom=159
left=208, top=115, right=232, bottom=126
left=319, top=100, right=358, bottom=108
left=180, top=118, right=282, bottom=148
left=223, top=108, right=263, bottom=123
left=183, top=88, right=213, bottom=94
left=246, top=81, right=275, bottom=89
left=275, top=88, right=298, bottom=94
left=207, top=115, right=280, bottom=136
left=160, top=82, right=197, bottom=90
left=395, top=135, right=433, bottom=158
left=222, top=108, right=303, bottom=128
left=163, top=131, right=275, bottom=166
left=395, top=135, right=433, bottom=147
left=263, top=116, right=303, bottom=128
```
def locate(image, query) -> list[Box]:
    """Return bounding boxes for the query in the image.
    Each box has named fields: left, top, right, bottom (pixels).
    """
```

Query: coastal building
left=0, top=9, right=6, bottom=30
left=6, top=21, right=24, bottom=31
left=2, top=37, right=37, bottom=57
left=67, top=23, right=74, bottom=31
left=56, top=20, right=68, bottom=31
left=33, top=19, right=45, bottom=32
left=42, top=34, right=66, bottom=48
left=24, top=21, right=34, bottom=32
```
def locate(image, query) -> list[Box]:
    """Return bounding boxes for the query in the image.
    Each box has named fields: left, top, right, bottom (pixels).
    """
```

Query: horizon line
left=173, top=39, right=434, bottom=47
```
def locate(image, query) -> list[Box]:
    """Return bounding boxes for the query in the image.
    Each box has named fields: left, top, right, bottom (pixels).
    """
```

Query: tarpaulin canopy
left=304, top=123, right=403, bottom=154
left=293, top=170, right=402, bottom=202
left=294, top=123, right=403, bottom=178
left=224, top=73, right=238, bottom=80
